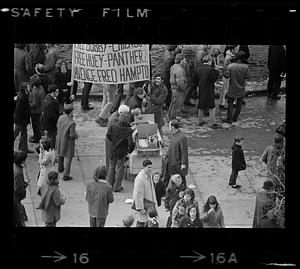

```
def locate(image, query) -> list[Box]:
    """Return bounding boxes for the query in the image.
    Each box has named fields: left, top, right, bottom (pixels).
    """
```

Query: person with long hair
left=37, top=171, right=66, bottom=227
left=36, top=136, right=55, bottom=193
left=179, top=204, right=203, bottom=228
left=201, top=195, right=225, bottom=228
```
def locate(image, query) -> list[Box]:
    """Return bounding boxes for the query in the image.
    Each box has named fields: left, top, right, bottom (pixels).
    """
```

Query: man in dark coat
left=229, top=136, right=246, bottom=188
left=28, top=76, right=45, bottom=143
left=267, top=45, right=286, bottom=100
left=56, top=104, right=78, bottom=181
left=42, top=84, right=60, bottom=148
left=30, top=64, right=54, bottom=95
left=14, top=82, right=34, bottom=153
left=106, top=113, right=136, bottom=192
left=85, top=165, right=114, bottom=227
left=194, top=55, right=222, bottom=129
left=163, top=120, right=188, bottom=190
left=145, top=73, right=168, bottom=138
left=14, top=44, right=30, bottom=96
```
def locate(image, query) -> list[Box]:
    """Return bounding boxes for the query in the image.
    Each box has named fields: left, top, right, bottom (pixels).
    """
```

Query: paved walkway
left=16, top=93, right=285, bottom=227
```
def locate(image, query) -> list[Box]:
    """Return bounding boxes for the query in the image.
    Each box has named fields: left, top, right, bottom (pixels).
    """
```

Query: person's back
left=227, top=62, right=250, bottom=98
left=86, top=180, right=113, bottom=218
left=43, top=93, right=59, bottom=132
left=170, top=63, right=187, bottom=92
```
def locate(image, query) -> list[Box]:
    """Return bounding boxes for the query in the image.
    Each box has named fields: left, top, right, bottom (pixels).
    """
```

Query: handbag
left=131, top=198, right=155, bottom=212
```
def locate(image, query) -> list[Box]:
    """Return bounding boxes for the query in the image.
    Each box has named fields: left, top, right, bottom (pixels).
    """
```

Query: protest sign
left=71, top=44, right=150, bottom=84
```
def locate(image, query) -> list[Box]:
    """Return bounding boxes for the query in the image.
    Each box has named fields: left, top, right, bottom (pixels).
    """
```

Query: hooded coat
left=38, top=182, right=65, bottom=223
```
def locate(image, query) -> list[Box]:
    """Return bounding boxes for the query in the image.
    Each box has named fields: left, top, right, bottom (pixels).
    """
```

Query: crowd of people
left=13, top=44, right=286, bottom=228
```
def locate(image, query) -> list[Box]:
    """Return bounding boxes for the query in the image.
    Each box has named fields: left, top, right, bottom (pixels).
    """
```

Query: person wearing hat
left=193, top=55, right=222, bottom=129
left=252, top=179, right=278, bottom=228
left=37, top=171, right=66, bottom=227
left=163, top=120, right=188, bottom=190
left=161, top=45, right=181, bottom=111
left=222, top=50, right=251, bottom=124
left=30, top=63, right=54, bottom=95
left=228, top=136, right=246, bottom=188
left=168, top=53, right=188, bottom=121
left=124, top=86, right=144, bottom=111
left=56, top=104, right=78, bottom=181
left=261, top=135, right=284, bottom=182
left=42, top=84, right=60, bottom=148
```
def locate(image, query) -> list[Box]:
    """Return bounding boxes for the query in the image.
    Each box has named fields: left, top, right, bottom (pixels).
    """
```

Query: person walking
left=163, top=119, right=188, bottom=190
left=179, top=204, right=204, bottom=228
left=28, top=76, right=45, bottom=143
left=200, top=195, right=225, bottom=228
left=85, top=165, right=114, bottom=227
left=144, top=73, right=168, bottom=139
left=14, top=150, right=29, bottom=224
left=42, top=84, right=60, bottom=148
left=222, top=51, right=251, bottom=124
left=228, top=136, right=246, bottom=189
left=37, top=171, right=66, bottom=227
left=106, top=113, right=135, bottom=192
left=194, top=55, right=222, bottom=129
left=164, top=174, right=186, bottom=227
left=56, top=104, right=78, bottom=181
left=168, top=53, right=188, bottom=121
left=267, top=45, right=286, bottom=100
left=95, top=84, right=118, bottom=127
left=14, top=82, right=34, bottom=153
left=36, top=136, right=56, bottom=193
left=132, top=159, right=158, bottom=227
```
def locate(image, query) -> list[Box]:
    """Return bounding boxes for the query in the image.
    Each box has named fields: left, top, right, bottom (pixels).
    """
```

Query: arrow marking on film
left=41, top=251, right=67, bottom=262
left=180, top=251, right=206, bottom=262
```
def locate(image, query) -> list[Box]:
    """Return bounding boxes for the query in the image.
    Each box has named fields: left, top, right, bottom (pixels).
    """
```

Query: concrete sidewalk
left=16, top=91, right=285, bottom=228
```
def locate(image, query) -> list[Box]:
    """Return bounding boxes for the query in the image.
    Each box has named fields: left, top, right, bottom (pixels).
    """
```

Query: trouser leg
left=81, top=82, right=93, bottom=108
left=198, top=109, right=204, bottom=123
left=233, top=97, right=243, bottom=122
left=209, top=108, right=216, bottom=124
left=113, top=156, right=126, bottom=191
left=227, top=97, right=234, bottom=121
left=110, top=84, right=124, bottom=113
left=63, top=157, right=72, bottom=178
left=19, top=125, right=28, bottom=151
left=96, top=217, right=107, bottom=227
left=58, top=156, right=64, bottom=172
left=107, top=157, right=117, bottom=187
left=229, top=170, right=239, bottom=185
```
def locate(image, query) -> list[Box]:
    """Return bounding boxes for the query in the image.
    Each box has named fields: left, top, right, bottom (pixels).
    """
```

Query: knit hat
left=262, top=180, right=274, bottom=191
left=133, top=87, right=144, bottom=95
left=118, top=104, right=130, bottom=114
left=175, top=53, right=185, bottom=63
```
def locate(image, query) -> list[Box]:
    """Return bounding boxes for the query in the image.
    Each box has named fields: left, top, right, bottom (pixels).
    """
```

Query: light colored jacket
left=132, top=169, right=157, bottom=222
left=170, top=63, right=188, bottom=92
left=37, top=149, right=56, bottom=188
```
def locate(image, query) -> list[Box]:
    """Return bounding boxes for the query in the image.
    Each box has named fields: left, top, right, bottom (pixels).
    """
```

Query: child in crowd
left=179, top=204, right=203, bottom=228
left=201, top=195, right=225, bottom=228
left=229, top=136, right=246, bottom=189
left=171, top=204, right=186, bottom=228
left=122, top=215, right=134, bottom=227
left=164, top=174, right=186, bottom=227
left=152, top=172, right=165, bottom=207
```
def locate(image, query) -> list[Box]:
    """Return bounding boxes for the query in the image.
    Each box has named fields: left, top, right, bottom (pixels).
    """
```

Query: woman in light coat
left=37, top=136, right=56, bottom=193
